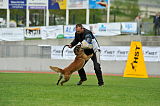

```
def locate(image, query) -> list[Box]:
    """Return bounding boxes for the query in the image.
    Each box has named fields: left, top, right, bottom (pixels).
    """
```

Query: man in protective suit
left=68, top=24, right=104, bottom=86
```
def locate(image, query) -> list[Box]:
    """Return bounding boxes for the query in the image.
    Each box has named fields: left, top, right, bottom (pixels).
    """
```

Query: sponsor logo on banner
left=97, top=23, right=121, bottom=36
left=64, top=24, right=97, bottom=38
left=25, top=27, right=41, bottom=38
left=63, top=48, right=75, bottom=60
left=100, top=46, right=116, bottom=60
left=99, top=24, right=106, bottom=31
left=121, top=22, right=137, bottom=34
left=51, top=46, right=75, bottom=60
left=116, top=46, right=129, bottom=61
left=51, top=46, right=63, bottom=59
left=64, top=25, right=76, bottom=38
left=143, top=47, right=160, bottom=62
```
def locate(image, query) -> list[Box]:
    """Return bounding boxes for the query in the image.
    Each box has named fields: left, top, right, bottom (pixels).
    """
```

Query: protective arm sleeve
left=81, top=34, right=93, bottom=49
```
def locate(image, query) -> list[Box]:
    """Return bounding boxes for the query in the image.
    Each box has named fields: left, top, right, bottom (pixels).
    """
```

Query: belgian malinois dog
left=50, top=45, right=93, bottom=85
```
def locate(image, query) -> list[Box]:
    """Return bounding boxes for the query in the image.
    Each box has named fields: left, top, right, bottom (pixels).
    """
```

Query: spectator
left=153, top=12, right=160, bottom=35
left=135, top=15, right=142, bottom=35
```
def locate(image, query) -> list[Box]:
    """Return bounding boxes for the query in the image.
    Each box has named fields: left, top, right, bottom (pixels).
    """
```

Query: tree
left=0, top=9, right=7, bottom=19
left=111, top=0, right=140, bottom=22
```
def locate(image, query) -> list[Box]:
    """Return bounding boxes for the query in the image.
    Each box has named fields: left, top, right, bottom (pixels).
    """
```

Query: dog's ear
left=74, top=46, right=79, bottom=55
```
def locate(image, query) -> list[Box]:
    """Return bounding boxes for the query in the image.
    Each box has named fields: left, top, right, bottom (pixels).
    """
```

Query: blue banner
left=48, top=0, right=60, bottom=9
left=89, top=0, right=108, bottom=9
left=9, top=0, right=26, bottom=9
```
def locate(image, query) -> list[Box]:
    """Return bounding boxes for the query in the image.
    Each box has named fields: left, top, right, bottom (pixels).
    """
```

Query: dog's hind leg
left=60, top=75, right=70, bottom=86
left=57, top=74, right=63, bottom=85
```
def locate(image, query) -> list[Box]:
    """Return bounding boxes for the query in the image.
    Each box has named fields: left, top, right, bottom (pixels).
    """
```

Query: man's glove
left=69, top=44, right=72, bottom=48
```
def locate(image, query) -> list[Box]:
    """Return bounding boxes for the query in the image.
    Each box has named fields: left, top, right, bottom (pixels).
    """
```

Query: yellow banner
left=57, top=0, right=66, bottom=9
left=123, top=41, right=148, bottom=78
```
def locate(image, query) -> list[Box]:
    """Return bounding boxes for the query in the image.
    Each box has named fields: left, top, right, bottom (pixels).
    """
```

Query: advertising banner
left=51, top=46, right=160, bottom=62
left=116, top=46, right=129, bottom=61
left=0, top=28, right=24, bottom=41
left=82, top=24, right=98, bottom=36
left=51, top=46, right=64, bottom=59
left=9, top=0, right=26, bottom=9
left=89, top=0, right=108, bottom=9
left=68, top=0, right=88, bottom=9
left=0, top=0, right=8, bottom=9
left=24, top=27, right=41, bottom=38
left=41, top=25, right=63, bottom=39
left=63, top=24, right=121, bottom=38
left=97, top=23, right=121, bottom=36
left=100, top=46, right=117, bottom=60
left=63, top=25, right=76, bottom=38
left=48, top=0, right=66, bottom=9
left=63, top=24, right=95, bottom=38
left=121, top=22, right=137, bottom=34
left=27, top=0, right=47, bottom=9
left=51, top=46, right=75, bottom=60
left=143, top=47, right=160, bottom=62
left=62, top=46, right=75, bottom=60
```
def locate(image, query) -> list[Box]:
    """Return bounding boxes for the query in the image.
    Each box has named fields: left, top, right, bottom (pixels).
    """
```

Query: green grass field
left=0, top=73, right=160, bottom=106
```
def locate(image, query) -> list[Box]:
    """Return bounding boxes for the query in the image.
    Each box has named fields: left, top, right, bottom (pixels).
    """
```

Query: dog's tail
left=50, top=66, right=63, bottom=73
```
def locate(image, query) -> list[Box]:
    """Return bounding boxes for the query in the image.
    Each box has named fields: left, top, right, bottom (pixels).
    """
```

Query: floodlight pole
left=66, top=9, right=69, bottom=25
left=66, top=0, right=70, bottom=25
left=46, top=9, right=49, bottom=26
left=44, top=9, right=46, bottom=26
left=86, top=8, right=90, bottom=24
left=26, top=8, right=29, bottom=27
left=107, top=0, right=110, bottom=23
left=7, top=9, right=10, bottom=28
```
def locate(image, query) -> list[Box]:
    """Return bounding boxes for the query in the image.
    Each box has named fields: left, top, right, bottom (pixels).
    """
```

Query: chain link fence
left=142, top=22, right=154, bottom=35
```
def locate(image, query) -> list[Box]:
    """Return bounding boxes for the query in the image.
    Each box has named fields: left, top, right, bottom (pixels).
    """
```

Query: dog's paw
left=60, top=83, right=63, bottom=86
left=57, top=82, right=60, bottom=85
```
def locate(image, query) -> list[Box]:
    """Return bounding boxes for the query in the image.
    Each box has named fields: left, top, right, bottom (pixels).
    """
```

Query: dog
left=50, top=45, right=93, bottom=86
